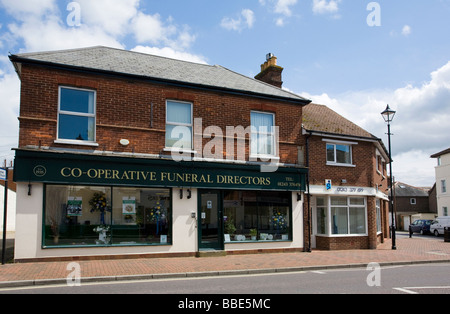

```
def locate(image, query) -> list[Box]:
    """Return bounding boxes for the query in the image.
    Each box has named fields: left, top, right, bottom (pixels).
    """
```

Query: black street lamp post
left=381, top=105, right=396, bottom=250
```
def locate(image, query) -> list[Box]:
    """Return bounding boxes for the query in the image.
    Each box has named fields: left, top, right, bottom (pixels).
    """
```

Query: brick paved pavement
left=0, top=235, right=448, bottom=288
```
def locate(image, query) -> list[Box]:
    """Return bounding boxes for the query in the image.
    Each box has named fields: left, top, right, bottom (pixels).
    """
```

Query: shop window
left=316, top=197, right=328, bottom=234
left=376, top=199, right=382, bottom=233
left=314, top=196, right=367, bottom=236
left=58, top=87, right=96, bottom=143
left=250, top=111, right=276, bottom=157
left=223, top=190, right=291, bottom=242
left=43, top=185, right=171, bottom=247
left=165, top=100, right=193, bottom=150
left=326, top=143, right=352, bottom=165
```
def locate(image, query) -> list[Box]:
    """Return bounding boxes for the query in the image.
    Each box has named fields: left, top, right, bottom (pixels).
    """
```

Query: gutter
left=304, top=132, right=312, bottom=253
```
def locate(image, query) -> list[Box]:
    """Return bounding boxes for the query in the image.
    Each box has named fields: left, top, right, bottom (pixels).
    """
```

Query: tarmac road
left=1, top=262, right=449, bottom=294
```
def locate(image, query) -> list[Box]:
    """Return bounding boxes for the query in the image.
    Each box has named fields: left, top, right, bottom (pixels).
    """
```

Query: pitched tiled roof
left=10, top=46, right=310, bottom=104
left=302, top=103, right=378, bottom=140
left=431, top=148, right=450, bottom=158
left=394, top=182, right=430, bottom=197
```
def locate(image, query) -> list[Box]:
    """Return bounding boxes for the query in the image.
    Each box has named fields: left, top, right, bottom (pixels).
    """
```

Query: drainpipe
left=304, top=130, right=312, bottom=253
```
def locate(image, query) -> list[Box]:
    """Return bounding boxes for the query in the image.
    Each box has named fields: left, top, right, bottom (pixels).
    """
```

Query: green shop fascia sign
left=14, top=150, right=307, bottom=192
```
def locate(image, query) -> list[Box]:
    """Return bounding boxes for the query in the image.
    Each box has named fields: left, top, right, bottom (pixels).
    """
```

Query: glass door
left=198, top=190, right=223, bottom=250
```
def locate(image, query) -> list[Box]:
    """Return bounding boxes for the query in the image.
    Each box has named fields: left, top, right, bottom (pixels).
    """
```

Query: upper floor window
left=326, top=141, right=353, bottom=166
left=165, top=100, right=193, bottom=150
left=251, top=111, right=275, bottom=156
left=58, top=86, right=96, bottom=143
left=441, top=180, right=447, bottom=193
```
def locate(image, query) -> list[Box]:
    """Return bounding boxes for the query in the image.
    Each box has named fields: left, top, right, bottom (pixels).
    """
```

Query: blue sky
left=1, top=0, right=450, bottom=186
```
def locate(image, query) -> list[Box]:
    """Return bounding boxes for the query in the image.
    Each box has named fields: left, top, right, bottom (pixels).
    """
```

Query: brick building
left=302, top=104, right=390, bottom=250
left=393, top=182, right=436, bottom=231
left=9, top=47, right=311, bottom=262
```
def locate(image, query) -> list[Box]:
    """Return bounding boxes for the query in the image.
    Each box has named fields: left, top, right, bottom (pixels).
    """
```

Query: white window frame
left=410, top=198, right=417, bottom=205
left=55, top=86, right=98, bottom=146
left=164, top=100, right=194, bottom=151
left=441, top=180, right=447, bottom=194
left=376, top=199, right=382, bottom=234
left=250, top=111, right=277, bottom=158
left=376, top=149, right=386, bottom=177
left=313, top=195, right=368, bottom=237
left=323, top=139, right=356, bottom=167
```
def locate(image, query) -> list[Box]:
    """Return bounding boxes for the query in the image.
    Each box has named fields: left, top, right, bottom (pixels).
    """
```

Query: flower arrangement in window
left=271, top=210, right=287, bottom=232
left=147, top=202, right=167, bottom=235
left=89, top=192, right=111, bottom=225
left=148, top=202, right=161, bottom=222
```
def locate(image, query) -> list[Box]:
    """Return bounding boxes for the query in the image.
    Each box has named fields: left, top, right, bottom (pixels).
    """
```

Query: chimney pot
left=255, top=53, right=284, bottom=88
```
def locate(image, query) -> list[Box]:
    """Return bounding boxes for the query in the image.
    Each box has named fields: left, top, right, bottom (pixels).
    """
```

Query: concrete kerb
left=0, top=259, right=449, bottom=289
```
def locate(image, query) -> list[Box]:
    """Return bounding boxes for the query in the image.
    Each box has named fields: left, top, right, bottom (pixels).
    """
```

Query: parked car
left=430, top=217, right=450, bottom=236
left=409, top=219, right=433, bottom=235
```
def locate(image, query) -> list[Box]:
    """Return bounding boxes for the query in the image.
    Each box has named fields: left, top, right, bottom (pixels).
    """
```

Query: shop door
left=198, top=190, right=223, bottom=250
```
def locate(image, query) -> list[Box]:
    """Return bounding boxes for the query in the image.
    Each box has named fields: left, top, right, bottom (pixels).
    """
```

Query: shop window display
left=44, top=185, right=171, bottom=247
left=314, top=196, right=367, bottom=236
left=223, top=190, right=291, bottom=242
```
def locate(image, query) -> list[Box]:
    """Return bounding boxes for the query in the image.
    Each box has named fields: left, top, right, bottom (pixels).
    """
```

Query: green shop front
left=13, top=149, right=307, bottom=261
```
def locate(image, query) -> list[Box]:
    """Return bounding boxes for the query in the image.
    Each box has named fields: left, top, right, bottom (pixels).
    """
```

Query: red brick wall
left=308, top=136, right=383, bottom=188
left=17, top=64, right=305, bottom=163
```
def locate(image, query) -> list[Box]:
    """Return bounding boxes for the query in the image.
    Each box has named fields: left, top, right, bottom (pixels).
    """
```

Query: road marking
left=394, top=286, right=450, bottom=294
left=311, top=271, right=326, bottom=274
left=393, top=288, right=418, bottom=294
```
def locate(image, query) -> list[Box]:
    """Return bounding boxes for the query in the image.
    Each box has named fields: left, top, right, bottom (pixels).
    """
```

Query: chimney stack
left=254, top=53, right=284, bottom=88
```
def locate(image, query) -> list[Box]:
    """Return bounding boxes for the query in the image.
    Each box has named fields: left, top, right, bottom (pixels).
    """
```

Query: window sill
left=315, top=234, right=368, bottom=237
left=225, top=239, right=291, bottom=244
left=326, top=162, right=356, bottom=168
left=163, top=147, right=198, bottom=154
left=250, top=154, right=280, bottom=161
left=54, top=139, right=99, bottom=147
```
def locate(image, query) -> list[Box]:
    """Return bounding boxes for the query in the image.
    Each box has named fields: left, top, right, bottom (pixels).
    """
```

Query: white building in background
left=431, top=148, right=450, bottom=217
left=0, top=169, right=16, bottom=236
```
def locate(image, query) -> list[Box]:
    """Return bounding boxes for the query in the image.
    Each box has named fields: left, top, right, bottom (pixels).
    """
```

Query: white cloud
left=259, top=0, right=297, bottom=26
left=76, top=0, right=139, bottom=37
left=402, top=25, right=411, bottom=36
left=221, top=9, right=255, bottom=32
left=7, top=17, right=123, bottom=52
left=0, top=0, right=57, bottom=19
left=2, top=0, right=200, bottom=56
left=299, top=61, right=450, bottom=186
left=312, top=0, right=341, bottom=15
left=131, top=12, right=171, bottom=44
left=274, top=0, right=298, bottom=16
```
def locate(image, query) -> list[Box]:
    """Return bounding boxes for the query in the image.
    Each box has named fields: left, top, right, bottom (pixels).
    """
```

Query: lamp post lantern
left=381, top=105, right=396, bottom=250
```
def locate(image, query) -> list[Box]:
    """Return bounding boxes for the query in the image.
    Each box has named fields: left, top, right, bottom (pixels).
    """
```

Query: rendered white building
left=431, top=148, right=450, bottom=217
